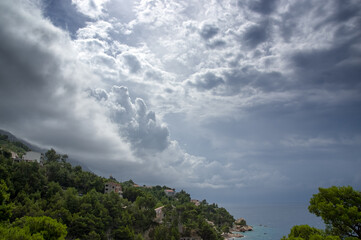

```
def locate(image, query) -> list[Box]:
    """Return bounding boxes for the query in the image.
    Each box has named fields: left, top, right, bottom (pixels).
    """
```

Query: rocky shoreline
left=223, top=218, right=253, bottom=239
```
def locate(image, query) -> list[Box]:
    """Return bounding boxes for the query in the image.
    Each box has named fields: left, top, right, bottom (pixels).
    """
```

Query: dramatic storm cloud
left=1, top=0, right=360, bottom=204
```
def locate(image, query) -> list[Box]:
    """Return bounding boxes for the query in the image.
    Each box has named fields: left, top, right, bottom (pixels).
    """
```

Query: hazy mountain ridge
left=0, top=129, right=90, bottom=171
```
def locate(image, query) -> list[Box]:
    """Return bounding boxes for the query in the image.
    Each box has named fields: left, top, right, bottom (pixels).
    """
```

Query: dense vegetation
left=0, top=134, right=234, bottom=240
left=282, top=186, right=361, bottom=240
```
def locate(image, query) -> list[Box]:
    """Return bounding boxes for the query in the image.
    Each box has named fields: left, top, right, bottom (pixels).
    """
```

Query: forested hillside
left=0, top=134, right=234, bottom=240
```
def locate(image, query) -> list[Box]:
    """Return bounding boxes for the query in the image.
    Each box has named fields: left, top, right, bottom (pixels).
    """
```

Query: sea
left=223, top=203, right=325, bottom=240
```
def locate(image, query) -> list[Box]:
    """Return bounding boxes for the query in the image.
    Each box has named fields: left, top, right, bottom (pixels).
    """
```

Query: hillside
left=0, top=129, right=89, bottom=171
left=0, top=135, right=235, bottom=240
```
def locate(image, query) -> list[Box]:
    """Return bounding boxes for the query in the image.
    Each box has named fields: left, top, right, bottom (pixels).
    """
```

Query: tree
left=123, top=187, right=144, bottom=203
left=11, top=216, right=67, bottom=239
left=0, top=179, right=12, bottom=221
left=281, top=225, right=341, bottom=240
left=45, top=149, right=61, bottom=162
left=113, top=225, right=134, bottom=240
left=197, top=218, right=222, bottom=240
left=175, top=190, right=191, bottom=204
left=308, top=186, right=361, bottom=239
left=152, top=224, right=179, bottom=240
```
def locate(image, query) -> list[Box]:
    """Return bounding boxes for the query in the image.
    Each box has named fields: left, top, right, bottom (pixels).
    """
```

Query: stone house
left=154, top=206, right=165, bottom=223
left=191, top=199, right=200, bottom=206
left=104, top=182, right=123, bottom=197
left=164, top=189, right=175, bottom=197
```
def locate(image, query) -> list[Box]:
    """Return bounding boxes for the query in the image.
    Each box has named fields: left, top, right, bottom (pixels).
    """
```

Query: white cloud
left=72, top=0, right=110, bottom=19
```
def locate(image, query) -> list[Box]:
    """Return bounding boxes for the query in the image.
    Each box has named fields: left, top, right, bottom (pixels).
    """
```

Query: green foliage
left=13, top=141, right=31, bottom=152
left=175, top=190, right=191, bottom=204
left=0, top=180, right=12, bottom=221
left=197, top=218, right=223, bottom=240
left=281, top=225, right=341, bottom=240
left=13, top=216, right=67, bottom=239
left=285, top=186, right=361, bottom=240
left=113, top=225, right=135, bottom=240
left=152, top=224, right=180, bottom=240
left=0, top=216, right=67, bottom=240
left=0, top=134, right=31, bottom=157
left=282, top=225, right=324, bottom=240
left=0, top=144, right=235, bottom=240
left=123, top=186, right=144, bottom=202
left=0, top=134, right=8, bottom=141
left=309, top=186, right=361, bottom=239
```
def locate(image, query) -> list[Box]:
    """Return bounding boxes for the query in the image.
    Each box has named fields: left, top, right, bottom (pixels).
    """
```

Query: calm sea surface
left=223, top=203, right=325, bottom=240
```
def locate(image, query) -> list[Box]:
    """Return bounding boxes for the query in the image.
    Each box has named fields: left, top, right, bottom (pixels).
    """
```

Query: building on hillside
left=164, top=189, right=175, bottom=197
left=104, top=182, right=123, bottom=197
left=11, top=151, right=18, bottom=159
left=191, top=199, right=200, bottom=206
left=22, top=151, right=43, bottom=162
left=154, top=206, right=165, bottom=223
left=10, top=151, right=22, bottom=161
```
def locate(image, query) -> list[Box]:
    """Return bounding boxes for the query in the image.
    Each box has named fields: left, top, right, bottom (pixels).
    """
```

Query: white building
left=22, top=151, right=42, bottom=162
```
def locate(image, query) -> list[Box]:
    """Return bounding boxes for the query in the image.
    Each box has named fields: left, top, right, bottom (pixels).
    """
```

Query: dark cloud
left=325, top=0, right=361, bottom=24
left=199, top=23, right=219, bottom=40
left=188, top=72, right=225, bottom=91
left=277, top=1, right=313, bottom=42
left=206, top=39, right=227, bottom=49
left=188, top=67, right=286, bottom=95
left=0, top=1, right=73, bottom=122
left=0, top=0, right=133, bottom=161
left=248, top=0, right=278, bottom=15
left=123, top=54, right=141, bottom=73
left=187, top=64, right=288, bottom=96
left=242, top=21, right=270, bottom=49
left=291, top=37, right=361, bottom=90
left=43, top=0, right=91, bottom=37
left=227, top=67, right=286, bottom=93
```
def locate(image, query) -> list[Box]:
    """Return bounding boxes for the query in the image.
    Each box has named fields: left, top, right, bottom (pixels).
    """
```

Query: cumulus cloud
left=187, top=71, right=225, bottom=91
left=247, top=0, right=278, bottom=15
left=0, top=0, right=257, bottom=194
left=242, top=21, right=270, bottom=49
left=199, top=23, right=219, bottom=40
left=122, top=54, right=142, bottom=73
left=95, top=86, right=170, bottom=152
left=1, top=0, right=361, bottom=203
left=42, top=0, right=91, bottom=36
left=0, top=0, right=133, bottom=161
left=71, top=0, right=110, bottom=19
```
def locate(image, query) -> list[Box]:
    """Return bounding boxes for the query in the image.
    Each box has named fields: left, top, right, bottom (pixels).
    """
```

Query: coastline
left=223, top=203, right=325, bottom=240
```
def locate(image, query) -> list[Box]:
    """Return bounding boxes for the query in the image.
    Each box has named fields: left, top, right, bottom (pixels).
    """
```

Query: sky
left=0, top=0, right=361, bottom=205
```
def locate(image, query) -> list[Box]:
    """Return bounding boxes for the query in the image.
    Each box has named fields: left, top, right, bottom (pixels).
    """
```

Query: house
left=11, top=151, right=18, bottom=159
left=9, top=151, right=22, bottom=162
left=154, top=206, right=165, bottom=223
left=191, top=199, right=200, bottom=206
left=22, top=151, right=42, bottom=162
left=104, top=182, right=123, bottom=197
left=164, top=189, right=175, bottom=197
